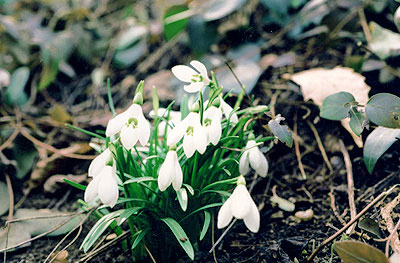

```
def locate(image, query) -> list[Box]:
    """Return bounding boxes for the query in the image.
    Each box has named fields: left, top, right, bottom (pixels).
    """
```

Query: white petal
left=220, top=98, right=238, bottom=124
left=209, top=120, right=221, bottom=145
left=183, top=134, right=196, bottom=158
left=249, top=147, right=262, bottom=171
left=138, top=119, right=151, bottom=146
left=88, top=148, right=110, bottom=178
left=239, top=151, right=250, bottom=175
left=97, top=167, right=119, bottom=207
left=184, top=82, right=204, bottom=93
left=172, top=153, right=183, bottom=191
left=84, top=175, right=101, bottom=203
left=243, top=199, right=260, bottom=233
left=158, top=152, right=175, bottom=191
left=217, top=197, right=233, bottom=229
left=167, top=121, right=187, bottom=146
left=230, top=185, right=251, bottom=219
left=171, top=65, right=198, bottom=82
left=190, top=60, right=208, bottom=78
left=105, top=104, right=135, bottom=137
left=255, top=152, right=268, bottom=177
left=194, top=125, right=208, bottom=154
left=120, top=125, right=139, bottom=149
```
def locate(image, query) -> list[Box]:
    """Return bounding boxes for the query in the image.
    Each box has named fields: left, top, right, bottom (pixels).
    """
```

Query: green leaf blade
left=363, top=127, right=400, bottom=174
left=320, top=92, right=355, bottom=120
left=161, top=218, right=194, bottom=260
left=365, top=93, right=400, bottom=128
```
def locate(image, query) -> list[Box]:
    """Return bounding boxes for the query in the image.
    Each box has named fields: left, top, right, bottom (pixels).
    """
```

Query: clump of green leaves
left=67, top=61, right=292, bottom=262
left=320, top=92, right=400, bottom=173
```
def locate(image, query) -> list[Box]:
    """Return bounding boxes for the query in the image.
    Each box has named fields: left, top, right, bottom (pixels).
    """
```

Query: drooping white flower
left=149, top=108, right=181, bottom=137
left=105, top=104, right=150, bottom=149
left=171, top=60, right=210, bottom=93
left=158, top=150, right=183, bottom=191
left=239, top=140, right=269, bottom=177
left=203, top=106, right=222, bottom=145
left=85, top=149, right=119, bottom=208
left=217, top=178, right=260, bottom=233
left=220, top=96, right=238, bottom=124
left=167, top=112, right=207, bottom=158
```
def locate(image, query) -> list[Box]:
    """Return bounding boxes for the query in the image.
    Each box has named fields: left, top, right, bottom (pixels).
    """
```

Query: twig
left=225, top=61, right=252, bottom=104
left=211, top=213, right=218, bottom=263
left=4, top=174, right=14, bottom=223
left=307, top=184, right=398, bottom=262
left=381, top=192, right=400, bottom=255
left=306, top=120, right=333, bottom=174
left=269, top=91, right=281, bottom=119
left=0, top=213, right=83, bottom=253
left=0, top=109, right=22, bottom=153
left=45, top=211, right=93, bottom=263
left=357, top=7, right=371, bottom=43
left=6, top=211, right=84, bottom=224
left=339, top=139, right=356, bottom=235
left=386, top=219, right=400, bottom=258
left=293, top=114, right=307, bottom=179
left=328, top=187, right=346, bottom=226
left=78, top=231, right=130, bottom=262
left=20, top=128, right=96, bottom=160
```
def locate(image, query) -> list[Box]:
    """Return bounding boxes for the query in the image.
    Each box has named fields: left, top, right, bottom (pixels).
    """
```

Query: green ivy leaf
left=320, top=92, right=356, bottom=120
left=349, top=107, right=365, bottom=136
left=334, top=240, right=389, bottom=263
left=363, top=127, right=400, bottom=174
left=365, top=93, right=400, bottom=128
left=161, top=218, right=194, bottom=260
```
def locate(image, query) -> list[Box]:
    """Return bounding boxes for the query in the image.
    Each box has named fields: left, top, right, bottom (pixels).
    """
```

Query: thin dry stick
left=225, top=61, right=252, bottom=104
left=45, top=211, right=93, bottom=263
left=306, top=120, right=333, bottom=173
left=20, top=128, right=96, bottom=160
left=0, top=125, right=20, bottom=152
left=357, top=7, right=371, bottom=43
left=381, top=192, right=400, bottom=255
left=293, top=114, right=307, bottom=179
left=339, top=139, right=357, bottom=235
left=386, top=219, right=400, bottom=258
left=307, top=184, right=398, bottom=262
left=0, top=214, right=83, bottom=253
left=48, top=224, right=83, bottom=263
left=329, top=187, right=346, bottom=226
left=78, top=232, right=130, bottom=262
left=211, top=213, right=218, bottom=263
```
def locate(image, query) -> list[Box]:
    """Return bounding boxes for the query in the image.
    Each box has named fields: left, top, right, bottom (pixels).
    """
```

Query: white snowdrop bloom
left=105, top=104, right=150, bottom=149
left=167, top=112, right=207, bottom=158
left=158, top=150, right=183, bottom=191
left=217, top=180, right=260, bottom=233
left=88, top=148, right=111, bottom=178
left=203, top=106, right=222, bottom=145
left=171, top=60, right=210, bottom=93
left=239, top=140, right=269, bottom=177
left=149, top=108, right=181, bottom=137
left=85, top=163, right=119, bottom=208
left=220, top=96, right=238, bottom=124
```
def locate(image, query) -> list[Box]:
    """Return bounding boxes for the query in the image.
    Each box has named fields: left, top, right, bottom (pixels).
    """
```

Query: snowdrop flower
left=167, top=112, right=207, bottom=158
left=239, top=140, right=269, bottom=177
left=217, top=176, right=260, bottom=233
left=149, top=108, right=181, bottom=137
left=171, top=60, right=210, bottom=93
left=158, top=150, right=183, bottom=191
left=105, top=103, right=150, bottom=149
left=85, top=149, right=119, bottom=208
left=203, top=106, right=222, bottom=145
left=220, top=96, right=238, bottom=124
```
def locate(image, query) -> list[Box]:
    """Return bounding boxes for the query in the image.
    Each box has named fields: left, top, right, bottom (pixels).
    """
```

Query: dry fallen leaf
left=291, top=67, right=371, bottom=147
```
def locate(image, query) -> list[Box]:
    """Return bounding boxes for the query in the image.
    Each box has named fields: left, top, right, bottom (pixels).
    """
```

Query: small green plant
left=320, top=92, right=400, bottom=173
left=68, top=61, right=291, bottom=262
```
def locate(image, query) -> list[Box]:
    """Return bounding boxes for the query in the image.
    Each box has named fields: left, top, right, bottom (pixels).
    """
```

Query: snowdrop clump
left=77, top=60, right=291, bottom=261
